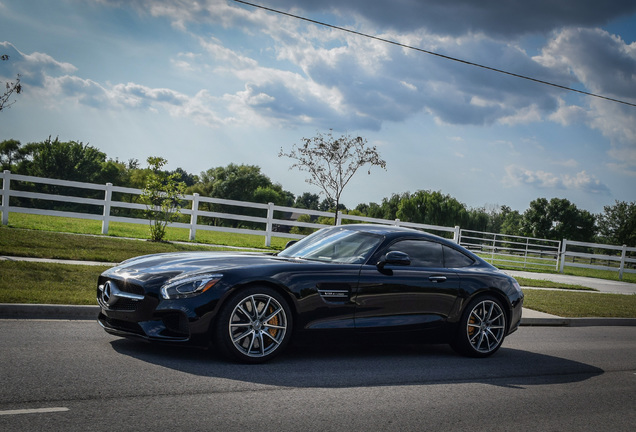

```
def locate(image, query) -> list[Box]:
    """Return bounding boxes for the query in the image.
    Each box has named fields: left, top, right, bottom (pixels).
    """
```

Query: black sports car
left=97, top=224, right=524, bottom=363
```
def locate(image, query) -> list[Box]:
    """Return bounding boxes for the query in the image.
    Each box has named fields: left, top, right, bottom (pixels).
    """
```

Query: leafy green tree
left=364, top=193, right=406, bottom=220
left=189, top=163, right=294, bottom=228
left=522, top=197, right=596, bottom=241
left=499, top=206, right=523, bottom=236
left=279, top=130, right=386, bottom=220
left=396, top=190, right=468, bottom=227
left=171, top=167, right=199, bottom=187
left=597, top=201, right=636, bottom=246
left=15, top=137, right=117, bottom=184
left=521, top=198, right=552, bottom=238
left=294, top=192, right=320, bottom=210
left=192, top=164, right=279, bottom=201
left=140, top=157, right=186, bottom=242
left=466, top=207, right=490, bottom=232
left=0, top=139, right=23, bottom=170
left=547, top=198, right=596, bottom=242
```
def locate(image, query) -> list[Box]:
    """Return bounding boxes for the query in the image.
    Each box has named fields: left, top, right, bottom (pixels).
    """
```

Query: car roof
left=335, top=223, right=451, bottom=242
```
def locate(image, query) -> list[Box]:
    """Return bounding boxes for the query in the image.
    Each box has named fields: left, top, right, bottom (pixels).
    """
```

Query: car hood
left=102, top=251, right=291, bottom=284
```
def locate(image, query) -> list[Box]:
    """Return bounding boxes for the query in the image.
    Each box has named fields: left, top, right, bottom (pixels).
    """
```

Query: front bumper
left=96, top=279, right=219, bottom=346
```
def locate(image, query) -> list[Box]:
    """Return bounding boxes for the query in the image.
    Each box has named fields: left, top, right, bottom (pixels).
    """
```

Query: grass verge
left=522, top=289, right=636, bottom=318
left=0, top=227, right=243, bottom=263
left=0, top=261, right=109, bottom=305
left=5, top=213, right=292, bottom=250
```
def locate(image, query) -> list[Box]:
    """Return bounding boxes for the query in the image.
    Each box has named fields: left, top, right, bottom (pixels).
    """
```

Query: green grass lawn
left=522, top=289, right=636, bottom=318
left=0, top=227, right=245, bottom=263
left=4, top=213, right=293, bottom=250
left=0, top=261, right=110, bottom=305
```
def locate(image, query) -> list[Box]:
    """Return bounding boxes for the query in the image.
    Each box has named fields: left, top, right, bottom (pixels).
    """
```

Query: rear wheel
left=214, top=286, right=292, bottom=363
left=451, top=295, right=507, bottom=357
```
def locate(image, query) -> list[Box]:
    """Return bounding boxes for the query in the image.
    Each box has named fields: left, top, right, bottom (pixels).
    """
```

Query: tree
left=0, top=139, right=24, bottom=170
left=522, top=197, right=596, bottom=241
left=1, top=54, right=22, bottom=112
left=396, top=190, right=468, bottom=227
left=294, top=192, right=320, bottom=210
left=189, top=163, right=294, bottom=228
left=597, top=201, right=636, bottom=246
left=140, top=157, right=186, bottom=242
left=279, top=130, right=386, bottom=220
left=546, top=198, right=595, bottom=242
left=521, top=198, right=552, bottom=238
left=499, top=206, right=523, bottom=236
left=15, top=137, right=113, bottom=183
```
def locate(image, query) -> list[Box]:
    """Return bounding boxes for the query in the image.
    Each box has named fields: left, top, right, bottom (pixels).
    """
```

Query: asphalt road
left=0, top=320, right=634, bottom=432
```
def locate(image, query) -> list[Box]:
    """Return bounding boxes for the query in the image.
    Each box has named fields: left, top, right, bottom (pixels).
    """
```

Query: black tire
left=214, top=286, right=292, bottom=363
left=451, top=295, right=507, bottom=358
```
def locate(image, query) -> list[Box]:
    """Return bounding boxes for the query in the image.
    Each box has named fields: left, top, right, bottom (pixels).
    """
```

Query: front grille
left=110, top=298, right=142, bottom=311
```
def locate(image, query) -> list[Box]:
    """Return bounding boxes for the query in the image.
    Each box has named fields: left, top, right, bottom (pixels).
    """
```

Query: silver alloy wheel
left=228, top=293, right=288, bottom=358
left=466, top=299, right=506, bottom=354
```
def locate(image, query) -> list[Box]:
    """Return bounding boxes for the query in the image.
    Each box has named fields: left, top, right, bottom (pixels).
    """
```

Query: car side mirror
left=377, top=251, right=411, bottom=269
left=284, top=240, right=298, bottom=250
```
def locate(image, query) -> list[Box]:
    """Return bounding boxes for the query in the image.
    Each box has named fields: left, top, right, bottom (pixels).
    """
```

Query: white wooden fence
left=559, top=239, right=636, bottom=280
left=2, top=170, right=634, bottom=279
left=0, top=170, right=459, bottom=247
left=459, top=229, right=561, bottom=272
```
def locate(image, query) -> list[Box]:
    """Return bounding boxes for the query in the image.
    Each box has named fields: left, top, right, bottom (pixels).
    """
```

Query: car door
left=354, top=239, right=461, bottom=331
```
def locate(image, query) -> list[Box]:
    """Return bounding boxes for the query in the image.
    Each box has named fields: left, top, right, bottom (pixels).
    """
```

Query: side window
left=443, top=245, right=475, bottom=268
left=388, top=240, right=444, bottom=267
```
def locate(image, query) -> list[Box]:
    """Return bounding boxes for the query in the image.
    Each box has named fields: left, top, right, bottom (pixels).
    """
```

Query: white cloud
left=503, top=165, right=610, bottom=194
left=554, top=159, right=579, bottom=168
left=0, top=41, right=76, bottom=87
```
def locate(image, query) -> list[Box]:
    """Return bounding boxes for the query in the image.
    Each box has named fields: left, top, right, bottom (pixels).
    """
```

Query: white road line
left=0, top=407, right=69, bottom=416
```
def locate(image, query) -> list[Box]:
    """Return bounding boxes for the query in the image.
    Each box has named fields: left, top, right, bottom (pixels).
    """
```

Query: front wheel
left=214, top=287, right=292, bottom=363
left=451, top=295, right=507, bottom=358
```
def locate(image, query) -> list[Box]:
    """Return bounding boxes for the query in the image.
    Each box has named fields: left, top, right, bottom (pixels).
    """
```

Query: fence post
left=559, top=239, right=567, bottom=273
left=1, top=170, right=10, bottom=226
left=336, top=211, right=342, bottom=226
left=265, top=202, right=274, bottom=247
left=555, top=240, right=562, bottom=271
left=101, top=183, right=113, bottom=234
left=394, top=219, right=400, bottom=226
left=189, top=193, right=200, bottom=241
left=453, top=226, right=460, bottom=244
left=619, top=245, right=627, bottom=280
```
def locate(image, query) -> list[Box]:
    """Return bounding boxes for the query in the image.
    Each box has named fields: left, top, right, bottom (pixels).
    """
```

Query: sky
left=1, top=0, right=635, bottom=215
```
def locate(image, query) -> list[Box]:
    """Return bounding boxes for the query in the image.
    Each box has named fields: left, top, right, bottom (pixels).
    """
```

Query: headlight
left=161, top=274, right=223, bottom=299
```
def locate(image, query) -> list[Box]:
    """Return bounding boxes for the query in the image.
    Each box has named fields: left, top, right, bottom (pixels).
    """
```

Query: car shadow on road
left=110, top=339, right=603, bottom=389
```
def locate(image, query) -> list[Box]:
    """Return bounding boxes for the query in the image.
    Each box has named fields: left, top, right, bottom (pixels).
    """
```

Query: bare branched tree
left=279, top=130, right=386, bottom=221
left=1, top=54, right=22, bottom=112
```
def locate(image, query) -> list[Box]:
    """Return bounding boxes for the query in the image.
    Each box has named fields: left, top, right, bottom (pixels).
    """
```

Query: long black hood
left=101, top=251, right=290, bottom=284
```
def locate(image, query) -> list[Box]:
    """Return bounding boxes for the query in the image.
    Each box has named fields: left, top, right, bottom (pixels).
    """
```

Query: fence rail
left=560, top=239, right=636, bottom=280
left=1, top=170, right=458, bottom=247
left=459, top=229, right=561, bottom=272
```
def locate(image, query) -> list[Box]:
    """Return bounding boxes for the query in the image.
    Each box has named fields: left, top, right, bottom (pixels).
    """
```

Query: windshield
left=278, top=227, right=383, bottom=264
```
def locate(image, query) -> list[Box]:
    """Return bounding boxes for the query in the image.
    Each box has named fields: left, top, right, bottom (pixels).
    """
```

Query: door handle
left=428, top=276, right=447, bottom=283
